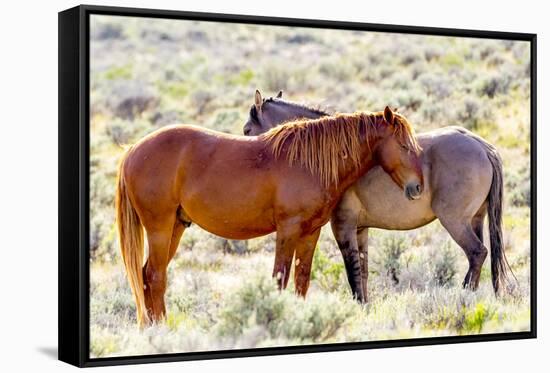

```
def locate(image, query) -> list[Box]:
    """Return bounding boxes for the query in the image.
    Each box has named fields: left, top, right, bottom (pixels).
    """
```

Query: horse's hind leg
left=141, top=213, right=178, bottom=323
left=168, top=220, right=186, bottom=263
left=438, top=217, right=488, bottom=290
left=168, top=207, right=191, bottom=262
left=465, top=206, right=488, bottom=289
left=471, top=204, right=487, bottom=244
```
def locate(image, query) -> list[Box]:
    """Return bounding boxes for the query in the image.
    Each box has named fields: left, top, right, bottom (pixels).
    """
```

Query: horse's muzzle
left=405, top=182, right=423, bottom=200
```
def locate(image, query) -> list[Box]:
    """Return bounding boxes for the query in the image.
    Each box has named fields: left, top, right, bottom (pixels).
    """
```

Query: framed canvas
left=58, top=4, right=537, bottom=367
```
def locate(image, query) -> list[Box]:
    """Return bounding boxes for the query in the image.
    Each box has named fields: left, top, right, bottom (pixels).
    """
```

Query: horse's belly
left=362, top=198, right=436, bottom=230
left=185, top=210, right=276, bottom=240
left=356, top=166, right=436, bottom=230
left=181, top=191, right=276, bottom=240
left=192, top=220, right=275, bottom=240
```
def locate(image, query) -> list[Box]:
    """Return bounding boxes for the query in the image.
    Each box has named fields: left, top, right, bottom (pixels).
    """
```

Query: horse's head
left=375, top=107, right=424, bottom=200
left=243, top=90, right=326, bottom=135
left=243, top=90, right=284, bottom=135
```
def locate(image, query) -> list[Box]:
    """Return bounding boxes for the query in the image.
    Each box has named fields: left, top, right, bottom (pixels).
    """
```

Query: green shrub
left=419, top=73, right=451, bottom=99
left=231, top=69, right=255, bottom=86
left=216, top=274, right=356, bottom=343
left=106, top=82, right=160, bottom=120
left=463, top=303, right=495, bottom=333
left=506, top=165, right=531, bottom=207
left=374, top=235, right=409, bottom=286
left=424, top=46, right=443, bottom=61
left=279, top=295, right=356, bottom=342
left=217, top=275, right=289, bottom=337
left=105, top=119, right=152, bottom=145
left=105, top=122, right=131, bottom=145
left=91, top=22, right=123, bottom=40
left=221, top=239, right=249, bottom=255
left=429, top=241, right=458, bottom=287
left=478, top=72, right=513, bottom=98
left=441, top=53, right=464, bottom=67
left=159, top=81, right=189, bottom=99
left=261, top=64, right=291, bottom=92
left=420, top=102, right=452, bottom=126
left=318, top=59, right=357, bottom=81
left=104, top=64, right=133, bottom=80
left=207, top=109, right=243, bottom=133
left=395, top=90, right=425, bottom=111
left=311, top=247, right=345, bottom=292
left=190, top=90, right=215, bottom=115
left=454, top=96, right=494, bottom=131
left=90, top=326, right=121, bottom=357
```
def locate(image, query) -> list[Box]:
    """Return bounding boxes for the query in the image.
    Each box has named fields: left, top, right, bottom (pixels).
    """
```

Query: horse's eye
left=401, top=144, right=409, bottom=151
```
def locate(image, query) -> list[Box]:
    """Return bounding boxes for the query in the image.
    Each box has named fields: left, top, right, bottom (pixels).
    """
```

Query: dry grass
left=90, top=224, right=530, bottom=357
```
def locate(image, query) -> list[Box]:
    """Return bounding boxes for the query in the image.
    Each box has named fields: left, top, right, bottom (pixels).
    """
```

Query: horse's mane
left=267, top=97, right=332, bottom=117
left=260, top=111, right=420, bottom=188
left=249, top=97, right=331, bottom=122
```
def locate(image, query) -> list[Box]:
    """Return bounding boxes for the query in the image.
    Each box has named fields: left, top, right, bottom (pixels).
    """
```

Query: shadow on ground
left=37, top=346, right=57, bottom=360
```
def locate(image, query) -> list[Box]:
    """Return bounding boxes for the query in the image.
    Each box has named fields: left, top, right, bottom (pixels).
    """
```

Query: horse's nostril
left=244, top=128, right=251, bottom=136
left=416, top=184, right=422, bottom=193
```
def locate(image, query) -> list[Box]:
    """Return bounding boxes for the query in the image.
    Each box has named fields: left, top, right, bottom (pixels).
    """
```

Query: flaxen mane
left=260, top=111, right=420, bottom=188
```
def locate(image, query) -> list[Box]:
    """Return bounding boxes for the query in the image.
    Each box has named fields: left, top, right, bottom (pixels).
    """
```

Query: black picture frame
left=58, top=4, right=537, bottom=368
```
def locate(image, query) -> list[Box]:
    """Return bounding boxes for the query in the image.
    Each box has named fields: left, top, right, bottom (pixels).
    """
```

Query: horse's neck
left=292, top=105, right=326, bottom=120
left=335, top=134, right=381, bottom=193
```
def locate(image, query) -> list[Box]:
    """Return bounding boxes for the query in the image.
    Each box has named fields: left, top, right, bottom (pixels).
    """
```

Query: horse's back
left=123, top=125, right=260, bottom=209
left=420, top=126, right=493, bottom=167
left=124, top=124, right=265, bottom=176
left=421, top=126, right=494, bottom=219
left=123, top=124, right=283, bottom=238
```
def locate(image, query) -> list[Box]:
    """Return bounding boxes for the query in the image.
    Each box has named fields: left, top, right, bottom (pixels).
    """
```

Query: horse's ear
left=276, top=90, right=283, bottom=98
left=383, top=106, right=395, bottom=125
left=255, top=90, right=263, bottom=111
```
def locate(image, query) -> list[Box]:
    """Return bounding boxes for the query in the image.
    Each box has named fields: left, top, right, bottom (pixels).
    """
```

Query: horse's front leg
left=293, top=229, right=322, bottom=297
left=357, top=227, right=370, bottom=303
left=273, top=229, right=296, bottom=290
left=273, top=226, right=321, bottom=297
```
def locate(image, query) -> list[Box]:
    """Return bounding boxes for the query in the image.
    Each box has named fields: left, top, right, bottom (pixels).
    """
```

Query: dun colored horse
left=244, top=90, right=513, bottom=303
left=116, top=106, right=423, bottom=327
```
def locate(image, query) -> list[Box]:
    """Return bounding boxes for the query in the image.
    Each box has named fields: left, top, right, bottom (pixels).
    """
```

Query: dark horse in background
left=244, top=90, right=514, bottom=303
left=116, top=106, right=423, bottom=327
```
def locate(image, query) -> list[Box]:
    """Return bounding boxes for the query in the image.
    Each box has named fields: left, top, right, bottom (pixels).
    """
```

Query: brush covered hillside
left=89, top=15, right=532, bottom=357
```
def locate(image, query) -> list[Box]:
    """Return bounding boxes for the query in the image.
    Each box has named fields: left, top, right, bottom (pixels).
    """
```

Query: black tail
left=483, top=141, right=516, bottom=294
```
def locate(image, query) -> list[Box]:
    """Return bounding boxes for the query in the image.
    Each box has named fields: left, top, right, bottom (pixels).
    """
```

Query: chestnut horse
left=116, top=107, right=423, bottom=327
left=244, top=90, right=514, bottom=303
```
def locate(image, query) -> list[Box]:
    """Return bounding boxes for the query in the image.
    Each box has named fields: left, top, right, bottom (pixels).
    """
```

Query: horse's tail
left=115, top=147, right=149, bottom=327
left=481, top=139, right=516, bottom=294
